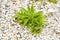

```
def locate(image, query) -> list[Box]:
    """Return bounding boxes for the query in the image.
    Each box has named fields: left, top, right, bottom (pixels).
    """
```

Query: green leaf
left=49, top=0, right=57, bottom=3
left=39, top=0, right=43, bottom=2
left=23, top=19, right=29, bottom=25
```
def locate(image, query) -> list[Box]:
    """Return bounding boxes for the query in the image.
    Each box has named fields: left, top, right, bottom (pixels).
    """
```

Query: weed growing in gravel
left=14, top=5, right=46, bottom=34
left=49, top=0, right=57, bottom=3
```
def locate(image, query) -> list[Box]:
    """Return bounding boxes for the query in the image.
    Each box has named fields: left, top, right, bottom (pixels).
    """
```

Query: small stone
left=0, top=9, right=2, bottom=13
left=54, top=29, right=60, bottom=35
left=42, top=2, right=47, bottom=6
left=12, top=5, right=17, bottom=11
left=17, top=34, right=20, bottom=37
left=13, top=20, right=17, bottom=22
left=11, top=0, right=17, bottom=2
left=48, top=8, right=55, bottom=12
left=47, top=12, right=54, bottom=16
left=11, top=24, right=15, bottom=26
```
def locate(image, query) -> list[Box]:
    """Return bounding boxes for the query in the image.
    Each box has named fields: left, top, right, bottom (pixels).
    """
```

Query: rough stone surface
left=0, top=0, right=60, bottom=40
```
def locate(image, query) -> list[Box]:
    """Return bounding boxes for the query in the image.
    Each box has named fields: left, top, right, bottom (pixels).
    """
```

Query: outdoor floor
left=0, top=0, right=60, bottom=40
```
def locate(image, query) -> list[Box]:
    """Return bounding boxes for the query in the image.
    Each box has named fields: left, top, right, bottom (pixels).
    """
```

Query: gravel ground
left=0, top=0, right=60, bottom=40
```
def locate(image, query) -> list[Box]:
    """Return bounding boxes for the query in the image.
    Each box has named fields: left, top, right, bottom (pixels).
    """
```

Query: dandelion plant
left=14, top=5, right=46, bottom=34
